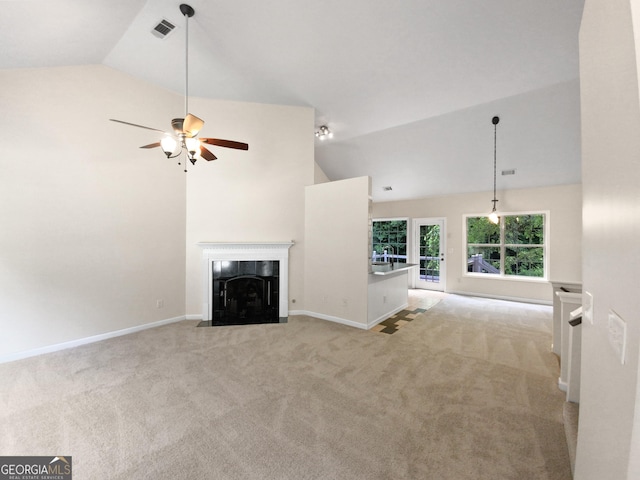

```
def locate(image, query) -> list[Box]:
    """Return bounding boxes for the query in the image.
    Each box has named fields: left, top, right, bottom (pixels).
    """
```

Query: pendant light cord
left=493, top=121, right=497, bottom=206
left=492, top=116, right=500, bottom=212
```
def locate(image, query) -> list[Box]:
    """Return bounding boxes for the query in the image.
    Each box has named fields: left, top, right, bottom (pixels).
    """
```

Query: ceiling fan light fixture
left=161, top=135, right=178, bottom=157
left=109, top=3, right=248, bottom=171
left=171, top=118, right=184, bottom=135
left=185, top=137, right=200, bottom=155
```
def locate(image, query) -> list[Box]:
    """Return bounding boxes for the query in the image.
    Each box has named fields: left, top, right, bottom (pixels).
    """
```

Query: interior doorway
left=413, top=218, right=446, bottom=291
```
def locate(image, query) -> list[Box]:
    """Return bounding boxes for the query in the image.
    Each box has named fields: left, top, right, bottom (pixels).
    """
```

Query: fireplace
left=198, top=242, right=293, bottom=326
left=211, top=260, right=279, bottom=325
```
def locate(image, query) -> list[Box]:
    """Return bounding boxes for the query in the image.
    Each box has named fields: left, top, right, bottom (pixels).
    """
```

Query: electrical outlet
left=607, top=310, right=626, bottom=364
left=383, top=295, right=387, bottom=304
left=156, top=299, right=164, bottom=309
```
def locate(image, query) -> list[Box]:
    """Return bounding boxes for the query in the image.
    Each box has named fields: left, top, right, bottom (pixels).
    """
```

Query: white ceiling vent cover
left=151, top=19, right=176, bottom=39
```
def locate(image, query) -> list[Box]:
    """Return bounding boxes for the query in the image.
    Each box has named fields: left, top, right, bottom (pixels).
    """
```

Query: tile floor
left=407, top=288, right=446, bottom=309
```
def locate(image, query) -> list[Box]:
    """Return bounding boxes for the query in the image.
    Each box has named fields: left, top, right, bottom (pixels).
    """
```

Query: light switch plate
left=608, top=310, right=626, bottom=365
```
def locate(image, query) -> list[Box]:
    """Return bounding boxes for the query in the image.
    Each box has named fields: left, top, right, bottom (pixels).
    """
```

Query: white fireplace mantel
left=198, top=242, right=294, bottom=320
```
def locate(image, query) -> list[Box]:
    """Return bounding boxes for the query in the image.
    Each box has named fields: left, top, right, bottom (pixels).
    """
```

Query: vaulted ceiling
left=0, top=0, right=585, bottom=201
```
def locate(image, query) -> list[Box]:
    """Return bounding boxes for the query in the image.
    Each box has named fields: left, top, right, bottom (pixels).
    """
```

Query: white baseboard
left=367, top=303, right=409, bottom=329
left=290, top=306, right=408, bottom=331
left=290, top=310, right=369, bottom=330
left=185, top=314, right=202, bottom=320
left=0, top=315, right=186, bottom=364
left=447, top=290, right=552, bottom=306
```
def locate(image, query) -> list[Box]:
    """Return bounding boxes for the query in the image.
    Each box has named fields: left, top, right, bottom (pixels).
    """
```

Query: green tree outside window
left=372, top=220, right=407, bottom=263
left=466, top=213, right=545, bottom=278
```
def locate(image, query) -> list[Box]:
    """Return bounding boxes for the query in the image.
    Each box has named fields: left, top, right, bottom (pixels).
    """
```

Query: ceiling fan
left=109, top=4, right=248, bottom=171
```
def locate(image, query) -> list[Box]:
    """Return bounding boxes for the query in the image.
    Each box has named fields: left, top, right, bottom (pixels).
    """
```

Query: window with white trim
left=465, top=213, right=546, bottom=279
left=372, top=219, right=407, bottom=264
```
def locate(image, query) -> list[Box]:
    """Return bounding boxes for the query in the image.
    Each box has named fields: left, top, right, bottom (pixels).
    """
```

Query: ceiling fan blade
left=200, top=138, right=249, bottom=150
left=200, top=145, right=217, bottom=161
left=183, top=114, right=204, bottom=137
left=140, top=142, right=161, bottom=149
left=109, top=118, right=165, bottom=133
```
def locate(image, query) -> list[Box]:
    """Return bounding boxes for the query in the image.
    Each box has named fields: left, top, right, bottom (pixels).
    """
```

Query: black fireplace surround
left=202, top=260, right=282, bottom=326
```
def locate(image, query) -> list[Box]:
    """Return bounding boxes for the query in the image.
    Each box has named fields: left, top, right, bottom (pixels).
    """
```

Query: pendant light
left=489, top=116, right=500, bottom=224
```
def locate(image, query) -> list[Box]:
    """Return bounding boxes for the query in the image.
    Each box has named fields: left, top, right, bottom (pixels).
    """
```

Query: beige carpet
left=0, top=294, right=570, bottom=479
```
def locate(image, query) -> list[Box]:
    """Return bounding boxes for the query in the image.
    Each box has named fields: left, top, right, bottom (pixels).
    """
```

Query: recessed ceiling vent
left=151, top=19, right=176, bottom=39
left=501, top=169, right=516, bottom=176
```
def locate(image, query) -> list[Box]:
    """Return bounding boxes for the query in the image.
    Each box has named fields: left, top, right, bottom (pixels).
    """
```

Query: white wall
left=304, top=176, right=371, bottom=327
left=0, top=64, right=316, bottom=360
left=373, top=184, right=582, bottom=303
left=368, top=272, right=409, bottom=325
left=317, top=79, right=582, bottom=203
left=576, top=1, right=640, bottom=478
left=314, top=162, right=330, bottom=184
left=0, top=65, right=186, bottom=360
left=184, top=99, right=315, bottom=317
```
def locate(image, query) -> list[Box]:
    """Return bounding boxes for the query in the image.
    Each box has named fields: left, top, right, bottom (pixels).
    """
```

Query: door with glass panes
left=413, top=218, right=446, bottom=291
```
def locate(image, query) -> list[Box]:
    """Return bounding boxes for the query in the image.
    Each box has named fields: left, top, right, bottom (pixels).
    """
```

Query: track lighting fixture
left=315, top=125, right=333, bottom=140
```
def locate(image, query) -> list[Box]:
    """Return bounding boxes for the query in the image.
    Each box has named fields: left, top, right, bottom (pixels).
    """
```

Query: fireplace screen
left=210, top=260, right=280, bottom=326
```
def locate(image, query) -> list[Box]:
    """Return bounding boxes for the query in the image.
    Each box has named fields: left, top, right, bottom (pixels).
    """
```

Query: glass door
left=413, top=218, right=446, bottom=291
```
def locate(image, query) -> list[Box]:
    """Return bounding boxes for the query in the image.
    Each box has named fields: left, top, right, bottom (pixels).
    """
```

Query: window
left=372, top=219, right=407, bottom=264
left=465, top=213, right=546, bottom=279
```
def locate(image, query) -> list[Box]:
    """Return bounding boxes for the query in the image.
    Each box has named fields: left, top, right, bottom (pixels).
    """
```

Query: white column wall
left=303, top=176, right=371, bottom=327
left=576, top=1, right=640, bottom=478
